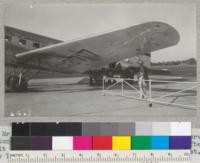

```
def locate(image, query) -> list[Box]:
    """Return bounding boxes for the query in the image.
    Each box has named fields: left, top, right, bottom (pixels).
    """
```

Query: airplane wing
left=15, top=22, right=180, bottom=74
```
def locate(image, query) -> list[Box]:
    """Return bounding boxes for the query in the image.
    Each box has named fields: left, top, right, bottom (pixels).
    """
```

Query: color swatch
left=151, top=136, right=169, bottom=149
left=132, top=136, right=151, bottom=150
left=52, top=136, right=73, bottom=150
left=31, top=136, right=52, bottom=150
left=152, top=122, right=171, bottom=135
left=170, top=136, right=192, bottom=149
left=112, top=136, right=131, bottom=150
left=73, top=136, right=92, bottom=150
left=12, top=123, right=30, bottom=136
left=31, top=123, right=82, bottom=136
left=92, top=136, right=112, bottom=150
left=11, top=136, right=31, bottom=150
left=170, top=122, right=191, bottom=136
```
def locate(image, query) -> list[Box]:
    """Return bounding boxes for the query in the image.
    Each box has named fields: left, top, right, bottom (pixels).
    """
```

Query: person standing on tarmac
left=138, top=60, right=147, bottom=99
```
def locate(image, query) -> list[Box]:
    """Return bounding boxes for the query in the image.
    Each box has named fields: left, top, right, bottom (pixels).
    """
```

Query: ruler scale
left=9, top=150, right=191, bottom=163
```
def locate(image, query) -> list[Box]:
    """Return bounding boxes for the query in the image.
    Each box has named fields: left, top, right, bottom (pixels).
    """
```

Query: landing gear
left=89, top=74, right=102, bottom=86
left=6, top=75, right=28, bottom=91
left=89, top=76, right=94, bottom=85
left=6, top=68, right=40, bottom=92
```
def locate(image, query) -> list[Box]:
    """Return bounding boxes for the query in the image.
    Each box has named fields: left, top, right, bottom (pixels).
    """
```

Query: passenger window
left=33, top=42, right=40, bottom=48
left=5, top=35, right=12, bottom=42
left=19, top=38, right=26, bottom=45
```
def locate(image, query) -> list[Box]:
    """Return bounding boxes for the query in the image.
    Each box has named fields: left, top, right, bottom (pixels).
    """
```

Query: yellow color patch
left=112, top=136, right=131, bottom=150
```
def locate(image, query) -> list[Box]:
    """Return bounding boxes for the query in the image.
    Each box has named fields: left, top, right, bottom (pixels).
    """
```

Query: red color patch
left=92, top=136, right=112, bottom=150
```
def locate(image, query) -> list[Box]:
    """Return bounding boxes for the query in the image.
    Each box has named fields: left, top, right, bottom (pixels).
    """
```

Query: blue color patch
left=151, top=136, right=169, bottom=149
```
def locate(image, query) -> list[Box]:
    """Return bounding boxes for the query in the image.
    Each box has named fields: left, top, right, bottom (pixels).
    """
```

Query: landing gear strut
left=89, top=74, right=102, bottom=86
left=6, top=68, right=41, bottom=91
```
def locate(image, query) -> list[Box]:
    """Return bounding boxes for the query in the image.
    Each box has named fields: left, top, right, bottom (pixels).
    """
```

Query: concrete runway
left=5, top=77, right=197, bottom=117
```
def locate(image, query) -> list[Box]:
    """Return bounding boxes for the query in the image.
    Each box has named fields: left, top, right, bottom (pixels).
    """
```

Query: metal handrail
left=102, top=77, right=197, bottom=110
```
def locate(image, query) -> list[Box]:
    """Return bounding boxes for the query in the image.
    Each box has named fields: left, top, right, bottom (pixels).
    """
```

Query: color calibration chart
left=9, top=122, right=192, bottom=163
left=11, top=122, right=191, bottom=150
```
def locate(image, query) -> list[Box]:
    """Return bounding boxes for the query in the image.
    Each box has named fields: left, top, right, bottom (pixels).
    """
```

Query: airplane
left=4, top=21, right=180, bottom=91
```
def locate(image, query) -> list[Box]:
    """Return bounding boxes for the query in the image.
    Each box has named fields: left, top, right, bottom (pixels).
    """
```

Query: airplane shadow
left=5, top=82, right=196, bottom=94
left=5, top=83, right=102, bottom=93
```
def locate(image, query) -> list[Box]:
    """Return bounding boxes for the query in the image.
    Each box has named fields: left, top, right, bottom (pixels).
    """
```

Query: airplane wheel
left=108, top=79, right=112, bottom=85
left=6, top=75, right=19, bottom=91
left=6, top=75, right=28, bottom=91
left=19, top=79, right=28, bottom=91
left=94, top=78, right=99, bottom=85
left=89, top=76, right=93, bottom=86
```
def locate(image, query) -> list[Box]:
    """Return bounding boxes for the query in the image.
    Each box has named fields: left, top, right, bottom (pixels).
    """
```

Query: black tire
left=19, top=79, right=28, bottom=91
left=108, top=79, right=112, bottom=85
left=6, top=75, right=28, bottom=91
left=89, top=76, right=93, bottom=86
left=6, top=75, right=19, bottom=91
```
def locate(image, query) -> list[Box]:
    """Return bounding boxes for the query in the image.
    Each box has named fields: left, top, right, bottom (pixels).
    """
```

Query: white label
left=191, top=128, right=200, bottom=163
left=0, top=126, right=11, bottom=163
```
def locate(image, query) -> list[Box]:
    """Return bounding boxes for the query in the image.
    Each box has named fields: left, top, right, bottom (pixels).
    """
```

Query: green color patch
left=131, top=136, right=151, bottom=149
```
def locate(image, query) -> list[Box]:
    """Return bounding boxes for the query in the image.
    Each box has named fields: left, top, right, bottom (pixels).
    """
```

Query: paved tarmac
left=4, top=77, right=197, bottom=117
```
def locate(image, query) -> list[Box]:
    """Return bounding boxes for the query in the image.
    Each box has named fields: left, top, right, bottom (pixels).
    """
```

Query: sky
left=3, top=4, right=196, bottom=62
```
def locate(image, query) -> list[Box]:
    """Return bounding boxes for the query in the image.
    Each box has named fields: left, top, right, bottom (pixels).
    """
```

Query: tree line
left=151, top=58, right=196, bottom=66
